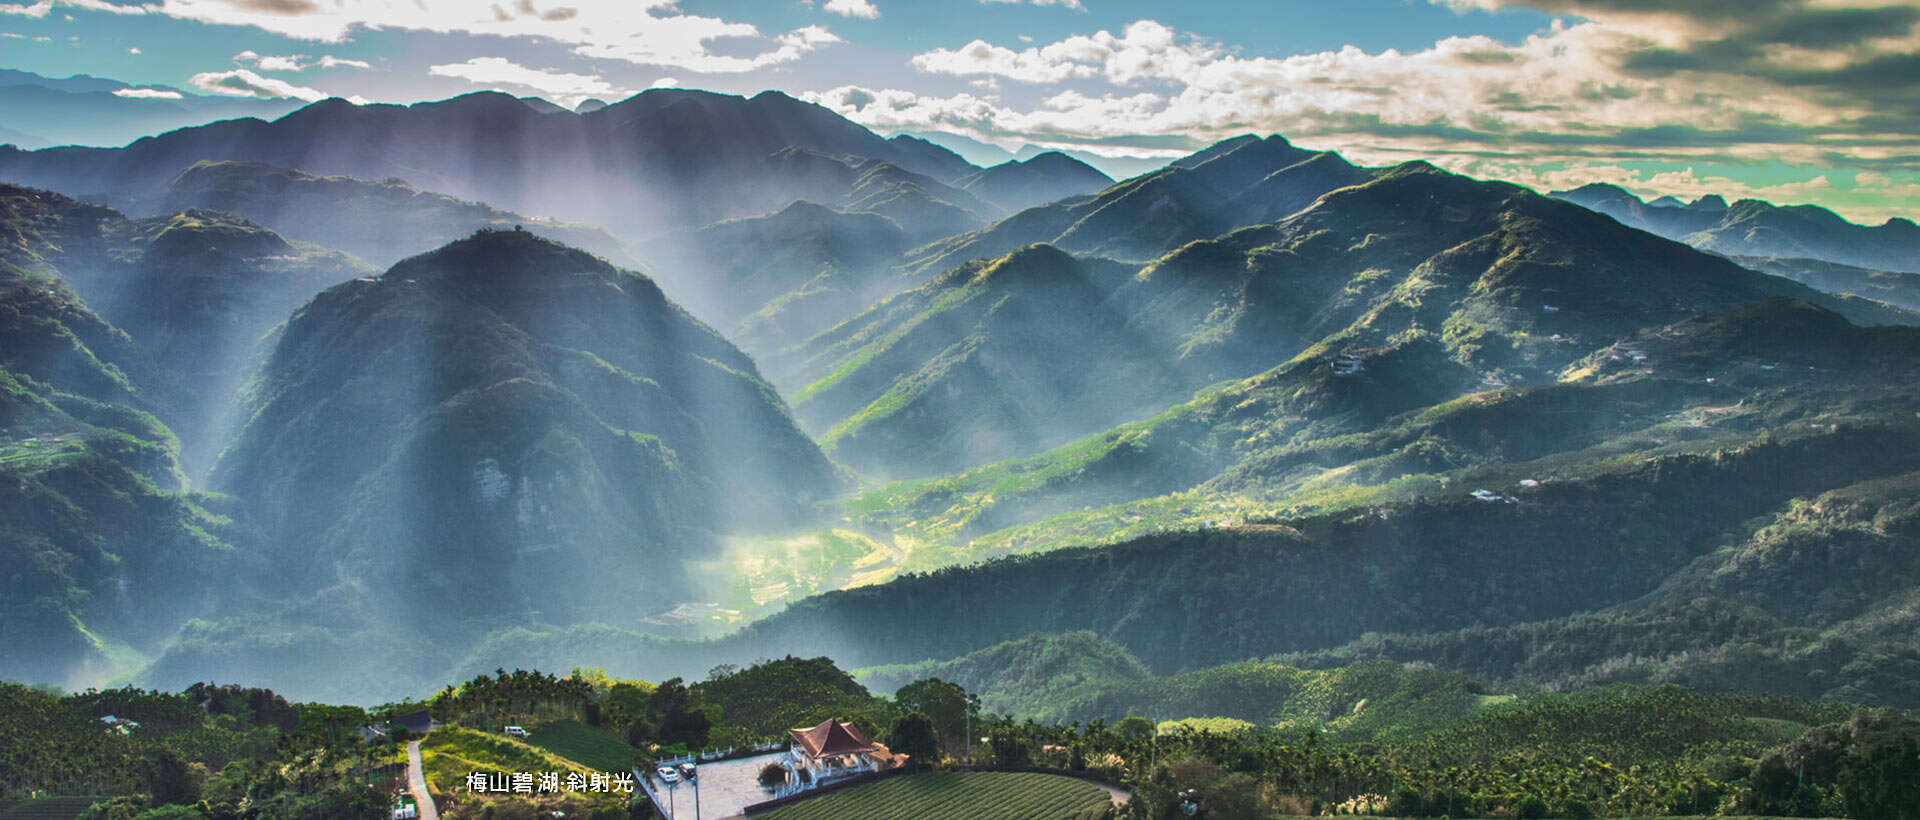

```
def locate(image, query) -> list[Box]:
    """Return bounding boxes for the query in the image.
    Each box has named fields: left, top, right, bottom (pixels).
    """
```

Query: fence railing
left=658, top=740, right=787, bottom=768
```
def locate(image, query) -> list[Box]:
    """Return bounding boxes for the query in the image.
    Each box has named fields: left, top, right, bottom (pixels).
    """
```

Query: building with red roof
left=784, top=719, right=908, bottom=786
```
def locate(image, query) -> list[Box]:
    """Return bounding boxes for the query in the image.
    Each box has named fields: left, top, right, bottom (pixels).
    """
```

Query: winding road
left=406, top=739, right=440, bottom=820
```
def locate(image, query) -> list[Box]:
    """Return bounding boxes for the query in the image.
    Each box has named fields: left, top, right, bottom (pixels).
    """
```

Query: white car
left=504, top=725, right=529, bottom=737
left=657, top=766, right=680, bottom=784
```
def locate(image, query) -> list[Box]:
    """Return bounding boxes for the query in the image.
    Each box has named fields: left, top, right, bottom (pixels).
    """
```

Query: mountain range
left=3, top=82, right=1919, bottom=714
left=1553, top=183, right=1920, bottom=274
left=899, top=129, right=1175, bottom=182
left=0, top=69, right=305, bottom=150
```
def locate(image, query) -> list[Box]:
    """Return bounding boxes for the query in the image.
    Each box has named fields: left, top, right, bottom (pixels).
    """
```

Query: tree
left=895, top=678, right=978, bottom=755
left=988, top=728, right=1032, bottom=768
left=606, top=681, right=653, bottom=729
left=648, top=678, right=712, bottom=747
left=144, top=749, right=199, bottom=807
left=1837, top=721, right=1920, bottom=820
left=890, top=712, right=940, bottom=769
left=760, top=763, right=790, bottom=787
left=1206, top=772, right=1262, bottom=820
left=1115, top=716, right=1156, bottom=746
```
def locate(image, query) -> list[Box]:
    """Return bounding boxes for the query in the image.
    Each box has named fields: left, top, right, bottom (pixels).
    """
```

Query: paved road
left=406, top=739, right=440, bottom=820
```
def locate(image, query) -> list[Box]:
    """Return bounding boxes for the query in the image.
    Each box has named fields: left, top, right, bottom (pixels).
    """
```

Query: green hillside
left=858, top=633, right=1484, bottom=739
left=795, top=160, right=1911, bottom=486
left=0, top=186, right=256, bottom=686
left=524, top=719, right=647, bottom=774
left=147, top=229, right=843, bottom=701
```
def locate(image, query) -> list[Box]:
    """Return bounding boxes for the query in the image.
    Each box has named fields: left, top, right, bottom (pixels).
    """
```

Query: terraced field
left=0, top=796, right=107, bottom=820
left=759, top=772, right=1115, bottom=820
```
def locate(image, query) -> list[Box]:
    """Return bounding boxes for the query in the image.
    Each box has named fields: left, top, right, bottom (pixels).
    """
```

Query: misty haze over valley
left=5, top=79, right=1920, bottom=717
left=8, top=0, right=1920, bottom=810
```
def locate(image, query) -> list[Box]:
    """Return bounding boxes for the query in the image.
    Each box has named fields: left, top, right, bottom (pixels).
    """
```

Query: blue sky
left=3, top=0, right=1916, bottom=223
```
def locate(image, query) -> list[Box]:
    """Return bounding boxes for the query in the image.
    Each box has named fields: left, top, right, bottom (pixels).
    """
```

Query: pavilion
left=785, top=719, right=908, bottom=785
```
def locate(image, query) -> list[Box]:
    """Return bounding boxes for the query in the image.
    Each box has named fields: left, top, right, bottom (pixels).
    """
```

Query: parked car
left=503, top=725, right=529, bottom=737
left=657, top=766, right=680, bottom=784
left=678, top=763, right=697, bottom=781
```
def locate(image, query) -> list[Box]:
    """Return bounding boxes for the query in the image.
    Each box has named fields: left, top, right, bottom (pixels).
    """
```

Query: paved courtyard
left=645, top=751, right=787, bottom=820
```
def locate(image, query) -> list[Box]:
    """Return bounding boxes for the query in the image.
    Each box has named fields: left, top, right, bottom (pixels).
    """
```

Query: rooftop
left=789, top=719, right=881, bottom=759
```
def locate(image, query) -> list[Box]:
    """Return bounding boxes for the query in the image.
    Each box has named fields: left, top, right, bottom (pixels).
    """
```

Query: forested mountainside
left=5, top=85, right=1920, bottom=725
left=172, top=230, right=842, bottom=700
left=0, top=185, right=335, bottom=687
left=785, top=161, right=1909, bottom=479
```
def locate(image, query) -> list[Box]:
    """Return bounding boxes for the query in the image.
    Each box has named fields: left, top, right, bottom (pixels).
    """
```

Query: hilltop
left=166, top=229, right=841, bottom=700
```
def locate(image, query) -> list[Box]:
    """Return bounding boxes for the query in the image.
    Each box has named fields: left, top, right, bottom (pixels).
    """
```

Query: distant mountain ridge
left=1552, top=182, right=1920, bottom=274
left=906, top=135, right=1373, bottom=275
left=897, top=129, right=1175, bottom=181
left=153, top=160, right=636, bottom=268
left=954, top=152, right=1113, bottom=214
left=0, top=68, right=304, bottom=150
left=0, top=89, right=978, bottom=236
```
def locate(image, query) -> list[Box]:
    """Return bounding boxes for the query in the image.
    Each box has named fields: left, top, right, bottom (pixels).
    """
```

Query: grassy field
left=418, top=728, right=628, bottom=816
left=524, top=719, right=645, bottom=773
left=419, top=727, right=592, bottom=791
left=760, top=772, right=1114, bottom=820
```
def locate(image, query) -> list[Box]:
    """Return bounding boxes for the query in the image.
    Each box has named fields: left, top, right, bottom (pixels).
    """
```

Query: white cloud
left=1, top=0, right=146, bottom=16
left=885, top=16, right=1905, bottom=166
left=651, top=77, right=680, bottom=89
left=112, top=86, right=182, bottom=98
left=126, top=45, right=138, bottom=53
left=188, top=67, right=330, bottom=101
left=145, top=0, right=842, bottom=73
left=982, top=0, right=1086, bottom=9
left=0, top=1, right=51, bottom=16
left=912, top=20, right=1209, bottom=85
left=428, top=56, right=626, bottom=106
left=822, top=0, right=877, bottom=19
left=232, top=50, right=374, bottom=72
left=805, top=11, right=1920, bottom=222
